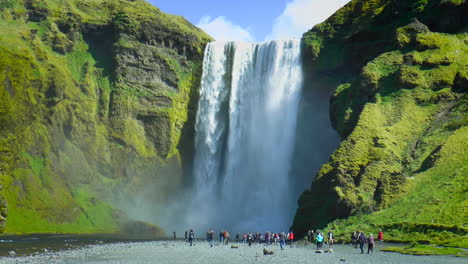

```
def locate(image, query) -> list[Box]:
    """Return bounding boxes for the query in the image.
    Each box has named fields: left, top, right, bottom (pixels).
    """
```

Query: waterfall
left=191, top=39, right=303, bottom=232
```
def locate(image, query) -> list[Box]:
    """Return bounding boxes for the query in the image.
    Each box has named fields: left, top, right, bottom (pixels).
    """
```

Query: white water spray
left=191, top=39, right=303, bottom=232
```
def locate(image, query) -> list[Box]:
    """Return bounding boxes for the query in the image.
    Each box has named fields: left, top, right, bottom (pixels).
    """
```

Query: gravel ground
left=0, top=240, right=465, bottom=264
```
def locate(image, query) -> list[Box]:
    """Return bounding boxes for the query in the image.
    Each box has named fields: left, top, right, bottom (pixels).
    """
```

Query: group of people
left=304, top=228, right=383, bottom=254
left=351, top=229, right=384, bottom=254
left=183, top=228, right=384, bottom=254
left=306, top=229, right=334, bottom=250
left=184, top=229, right=296, bottom=250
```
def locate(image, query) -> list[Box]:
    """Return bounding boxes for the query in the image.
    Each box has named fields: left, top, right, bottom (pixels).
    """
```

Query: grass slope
left=292, top=0, right=467, bottom=247
left=0, top=0, right=210, bottom=235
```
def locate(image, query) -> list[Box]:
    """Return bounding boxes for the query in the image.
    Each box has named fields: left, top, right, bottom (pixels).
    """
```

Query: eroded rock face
left=0, top=0, right=211, bottom=234
left=292, top=0, right=468, bottom=246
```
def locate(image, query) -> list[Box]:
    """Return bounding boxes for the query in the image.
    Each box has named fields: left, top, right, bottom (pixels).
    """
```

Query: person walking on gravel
left=377, top=229, right=384, bottom=247
left=223, top=230, right=230, bottom=245
left=368, top=233, right=375, bottom=254
left=248, top=232, right=253, bottom=246
left=327, top=230, right=334, bottom=248
left=188, top=229, right=195, bottom=246
left=351, top=231, right=357, bottom=247
left=316, top=231, right=324, bottom=250
left=279, top=232, right=286, bottom=250
left=358, top=231, right=366, bottom=254
left=207, top=229, right=214, bottom=247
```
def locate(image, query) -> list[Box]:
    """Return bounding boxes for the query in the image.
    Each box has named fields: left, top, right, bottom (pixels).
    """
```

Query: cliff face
left=0, top=0, right=211, bottom=234
left=292, top=0, right=467, bottom=246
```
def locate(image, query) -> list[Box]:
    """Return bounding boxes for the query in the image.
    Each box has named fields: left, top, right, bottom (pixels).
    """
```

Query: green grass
left=382, top=245, right=464, bottom=255
left=292, top=0, right=468, bottom=248
left=0, top=0, right=211, bottom=235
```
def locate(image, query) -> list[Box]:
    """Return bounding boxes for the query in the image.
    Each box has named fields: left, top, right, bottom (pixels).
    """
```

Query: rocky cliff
left=292, top=0, right=467, bottom=247
left=0, top=0, right=211, bottom=234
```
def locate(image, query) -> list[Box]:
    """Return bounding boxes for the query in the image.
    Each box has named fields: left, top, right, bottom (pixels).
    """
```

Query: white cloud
left=197, top=16, right=255, bottom=42
left=266, top=0, right=350, bottom=40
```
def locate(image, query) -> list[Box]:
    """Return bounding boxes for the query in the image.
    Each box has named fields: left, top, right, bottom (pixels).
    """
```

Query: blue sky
left=149, top=0, right=350, bottom=42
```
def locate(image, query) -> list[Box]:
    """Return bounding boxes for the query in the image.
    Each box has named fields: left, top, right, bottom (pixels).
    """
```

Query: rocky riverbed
left=0, top=238, right=465, bottom=264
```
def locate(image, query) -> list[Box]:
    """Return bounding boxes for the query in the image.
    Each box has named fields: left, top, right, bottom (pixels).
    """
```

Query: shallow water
left=0, top=238, right=465, bottom=264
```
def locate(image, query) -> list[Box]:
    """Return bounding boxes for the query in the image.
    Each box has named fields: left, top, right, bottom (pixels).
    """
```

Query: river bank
left=0, top=238, right=465, bottom=264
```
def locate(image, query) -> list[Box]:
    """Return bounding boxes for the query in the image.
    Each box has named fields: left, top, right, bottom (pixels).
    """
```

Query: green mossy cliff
left=0, top=0, right=211, bottom=235
left=292, top=0, right=467, bottom=247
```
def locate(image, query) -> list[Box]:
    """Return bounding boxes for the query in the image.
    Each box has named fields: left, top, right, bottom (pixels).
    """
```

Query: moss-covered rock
left=292, top=0, right=467, bottom=247
left=0, top=0, right=211, bottom=235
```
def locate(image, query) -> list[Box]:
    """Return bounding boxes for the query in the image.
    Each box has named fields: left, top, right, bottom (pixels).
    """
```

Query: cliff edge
left=292, top=0, right=467, bottom=247
left=0, top=0, right=211, bottom=235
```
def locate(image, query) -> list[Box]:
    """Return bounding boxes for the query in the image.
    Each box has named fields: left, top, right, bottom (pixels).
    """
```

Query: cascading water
left=191, top=39, right=303, bottom=232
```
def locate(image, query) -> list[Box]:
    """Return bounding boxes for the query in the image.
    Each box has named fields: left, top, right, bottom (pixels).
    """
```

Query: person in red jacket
left=377, top=229, right=384, bottom=247
left=287, top=231, right=294, bottom=246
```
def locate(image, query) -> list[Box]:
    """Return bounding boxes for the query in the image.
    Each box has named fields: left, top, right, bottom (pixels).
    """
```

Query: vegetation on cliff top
left=0, top=0, right=211, bottom=235
left=293, top=0, right=467, bottom=247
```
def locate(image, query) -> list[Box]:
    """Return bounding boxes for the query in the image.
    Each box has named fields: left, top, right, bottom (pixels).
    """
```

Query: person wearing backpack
left=358, top=231, right=366, bottom=254
left=316, top=231, right=324, bottom=250
left=368, top=233, right=375, bottom=254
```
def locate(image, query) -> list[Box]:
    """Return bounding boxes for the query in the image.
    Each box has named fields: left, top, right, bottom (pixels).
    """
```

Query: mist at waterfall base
left=159, top=39, right=339, bottom=235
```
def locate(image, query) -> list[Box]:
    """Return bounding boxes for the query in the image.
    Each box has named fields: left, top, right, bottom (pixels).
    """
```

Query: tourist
left=185, top=230, right=188, bottom=242
left=327, top=229, right=334, bottom=248
left=188, top=229, right=195, bottom=246
left=248, top=232, right=253, bottom=246
left=223, top=230, right=230, bottom=245
left=351, top=231, right=357, bottom=247
left=308, top=230, right=314, bottom=242
left=219, top=230, right=224, bottom=243
left=236, top=233, right=240, bottom=243
left=279, top=232, right=286, bottom=250
left=358, top=231, right=366, bottom=254
left=316, top=231, right=324, bottom=250
left=288, top=231, right=294, bottom=246
left=368, top=233, right=375, bottom=254
left=207, top=229, right=214, bottom=247
left=377, top=229, right=384, bottom=247
left=243, top=233, right=247, bottom=244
